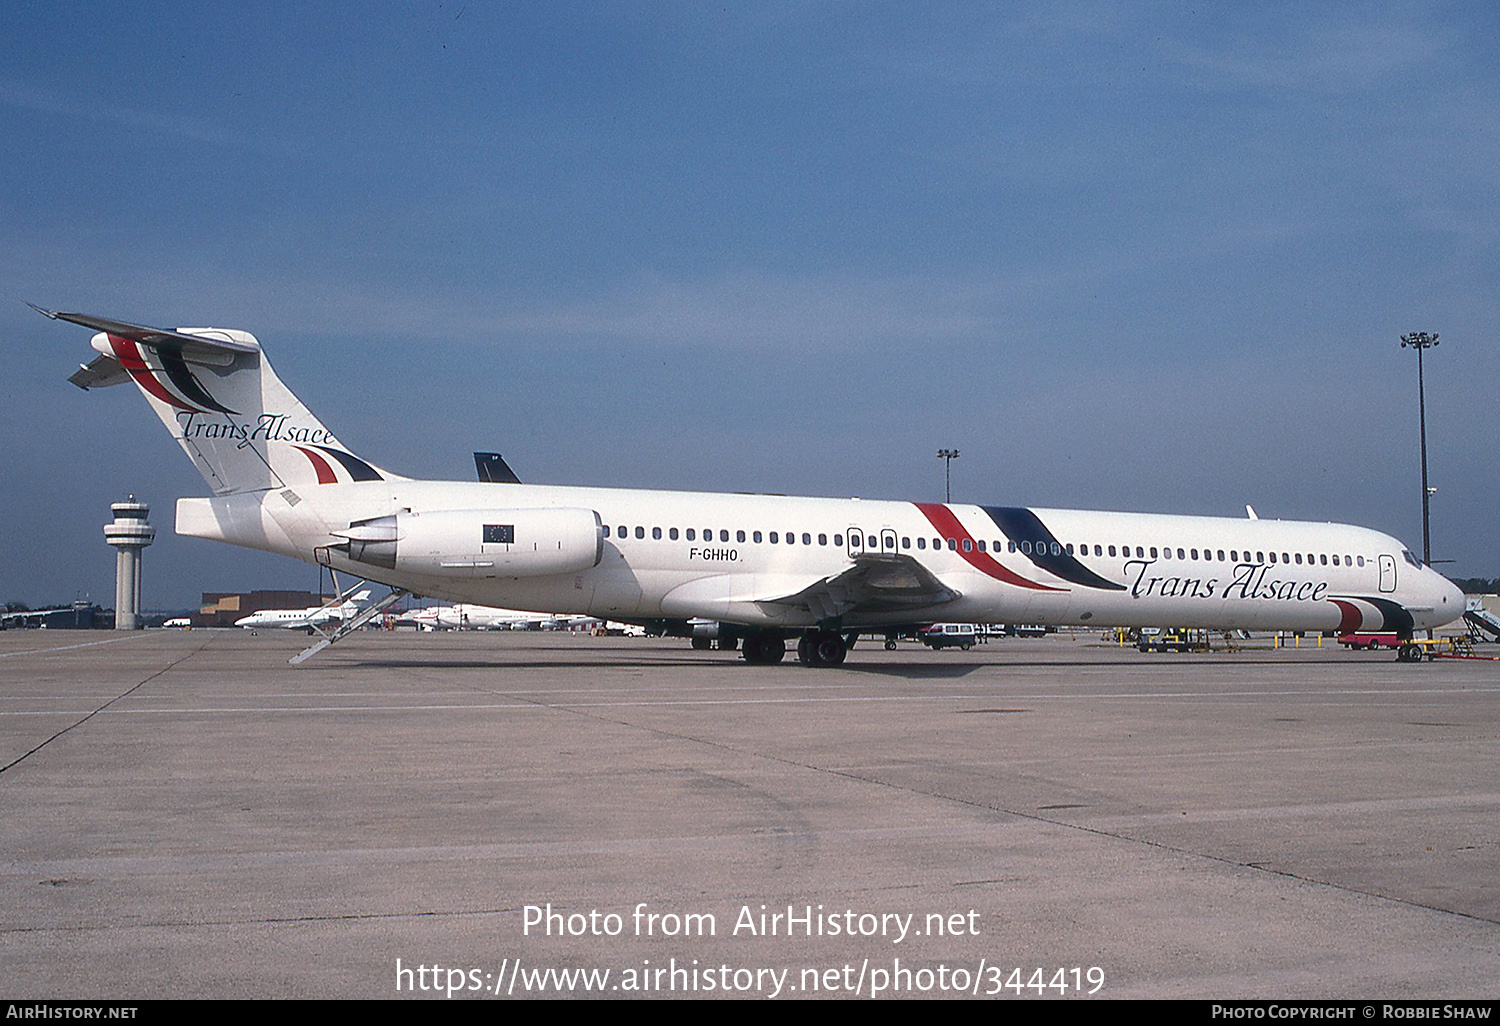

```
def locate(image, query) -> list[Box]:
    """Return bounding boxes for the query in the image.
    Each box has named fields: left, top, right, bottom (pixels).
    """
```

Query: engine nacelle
left=336, top=507, right=603, bottom=578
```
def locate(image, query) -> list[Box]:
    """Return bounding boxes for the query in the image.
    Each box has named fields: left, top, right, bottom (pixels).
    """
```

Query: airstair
left=1463, top=598, right=1500, bottom=642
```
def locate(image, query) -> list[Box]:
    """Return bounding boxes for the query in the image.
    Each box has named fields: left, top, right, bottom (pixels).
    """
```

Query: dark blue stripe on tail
left=312, top=445, right=383, bottom=482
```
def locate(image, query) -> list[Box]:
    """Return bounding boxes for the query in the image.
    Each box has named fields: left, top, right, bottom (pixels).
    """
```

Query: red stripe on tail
left=294, top=446, right=338, bottom=484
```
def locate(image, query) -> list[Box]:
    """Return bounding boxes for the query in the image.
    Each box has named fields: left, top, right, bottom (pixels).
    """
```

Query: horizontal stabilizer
left=30, top=304, right=259, bottom=354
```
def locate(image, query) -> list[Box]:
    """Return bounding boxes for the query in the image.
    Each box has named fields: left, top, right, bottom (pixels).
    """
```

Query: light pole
left=1399, top=332, right=1439, bottom=566
left=936, top=449, right=960, bottom=503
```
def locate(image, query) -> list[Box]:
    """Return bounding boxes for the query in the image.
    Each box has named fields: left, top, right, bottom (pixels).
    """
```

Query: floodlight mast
left=1399, top=331, right=1439, bottom=567
left=936, top=449, right=960, bottom=503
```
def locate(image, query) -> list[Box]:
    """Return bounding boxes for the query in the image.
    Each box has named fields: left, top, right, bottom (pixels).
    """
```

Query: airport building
left=195, top=590, right=322, bottom=628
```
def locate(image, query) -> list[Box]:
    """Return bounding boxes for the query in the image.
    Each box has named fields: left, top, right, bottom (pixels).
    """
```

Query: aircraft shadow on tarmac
left=330, top=653, right=1408, bottom=674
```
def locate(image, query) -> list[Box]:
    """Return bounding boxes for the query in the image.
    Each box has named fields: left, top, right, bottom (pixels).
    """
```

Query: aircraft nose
left=1434, top=573, right=1458, bottom=612
left=1434, top=572, right=1465, bottom=622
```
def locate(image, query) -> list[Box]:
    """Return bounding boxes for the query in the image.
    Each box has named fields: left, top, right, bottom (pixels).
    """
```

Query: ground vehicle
left=1338, top=632, right=1401, bottom=651
left=1137, top=627, right=1210, bottom=653
left=920, top=623, right=978, bottom=650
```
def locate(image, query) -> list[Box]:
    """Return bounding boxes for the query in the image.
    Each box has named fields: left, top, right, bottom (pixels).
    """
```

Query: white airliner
left=233, top=590, right=371, bottom=630
left=45, top=308, right=1463, bottom=665
left=405, top=604, right=594, bottom=630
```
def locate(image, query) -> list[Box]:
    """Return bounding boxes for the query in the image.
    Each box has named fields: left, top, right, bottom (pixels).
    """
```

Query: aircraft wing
left=755, top=552, right=961, bottom=622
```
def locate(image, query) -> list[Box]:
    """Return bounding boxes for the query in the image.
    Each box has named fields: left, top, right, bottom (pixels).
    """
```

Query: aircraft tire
left=691, top=637, right=712, bottom=651
left=884, top=639, right=897, bottom=651
left=814, top=632, right=847, bottom=666
left=743, top=634, right=786, bottom=665
left=797, top=635, right=816, bottom=666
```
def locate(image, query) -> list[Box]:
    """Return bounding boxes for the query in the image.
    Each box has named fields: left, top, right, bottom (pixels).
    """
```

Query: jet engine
left=334, top=507, right=602, bottom=578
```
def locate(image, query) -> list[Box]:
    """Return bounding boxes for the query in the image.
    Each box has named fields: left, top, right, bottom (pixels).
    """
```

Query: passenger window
left=977, top=540, right=986, bottom=552
left=736, top=530, right=745, bottom=543
left=1357, top=556, right=1365, bottom=567
left=617, top=525, right=626, bottom=538
left=1294, top=553, right=1302, bottom=564
left=1108, top=545, right=1116, bottom=557
left=962, top=539, right=972, bottom=552
left=719, top=530, right=729, bottom=543
left=1269, top=552, right=1278, bottom=563
left=901, top=537, right=910, bottom=549
left=833, top=534, right=842, bottom=547
left=947, top=538, right=957, bottom=551
left=803, top=533, right=811, bottom=545
left=1150, top=547, right=1158, bottom=558
left=1136, top=547, right=1145, bottom=557
left=769, top=532, right=778, bottom=543
left=602, top=525, right=611, bottom=538
left=1020, top=541, right=1031, bottom=554
left=1319, top=554, right=1327, bottom=565
left=669, top=528, right=679, bottom=540
left=1008, top=541, right=1017, bottom=553
left=653, top=527, right=662, bottom=540
left=1190, top=549, right=1198, bottom=560
left=819, top=534, right=827, bottom=546
left=1256, top=551, right=1264, bottom=562
left=917, top=537, right=926, bottom=550
left=1176, top=548, right=1185, bottom=559
left=1095, top=545, right=1103, bottom=556
left=1217, top=550, right=1225, bottom=561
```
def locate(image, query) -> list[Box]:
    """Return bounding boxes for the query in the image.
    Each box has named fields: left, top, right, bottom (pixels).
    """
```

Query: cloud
left=0, top=78, right=270, bottom=151
left=1158, top=14, right=1454, bottom=94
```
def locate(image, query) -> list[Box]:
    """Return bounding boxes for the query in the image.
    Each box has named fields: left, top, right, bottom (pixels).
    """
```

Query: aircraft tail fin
left=44, top=307, right=401, bottom=495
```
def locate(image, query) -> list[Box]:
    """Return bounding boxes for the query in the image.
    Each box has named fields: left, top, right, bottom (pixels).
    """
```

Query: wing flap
left=756, top=553, right=961, bottom=622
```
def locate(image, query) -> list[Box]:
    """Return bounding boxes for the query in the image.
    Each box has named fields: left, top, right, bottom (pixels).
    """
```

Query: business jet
left=44, top=307, right=1463, bottom=665
left=233, top=590, right=371, bottom=630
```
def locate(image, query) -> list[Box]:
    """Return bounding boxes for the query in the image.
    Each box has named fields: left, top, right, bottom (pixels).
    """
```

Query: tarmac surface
left=1, top=628, right=1497, bottom=1000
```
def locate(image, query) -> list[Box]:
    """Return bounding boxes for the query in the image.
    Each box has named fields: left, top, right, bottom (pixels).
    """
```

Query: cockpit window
left=1402, top=549, right=1422, bottom=569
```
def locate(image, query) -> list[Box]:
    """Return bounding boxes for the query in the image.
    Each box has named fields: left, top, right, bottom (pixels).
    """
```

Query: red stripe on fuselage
left=912, top=502, right=1063, bottom=591
left=294, top=446, right=338, bottom=484
left=108, top=335, right=198, bottom=411
left=1331, top=599, right=1364, bottom=634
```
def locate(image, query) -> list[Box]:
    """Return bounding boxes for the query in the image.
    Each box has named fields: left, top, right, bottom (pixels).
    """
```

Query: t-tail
left=43, top=307, right=398, bottom=495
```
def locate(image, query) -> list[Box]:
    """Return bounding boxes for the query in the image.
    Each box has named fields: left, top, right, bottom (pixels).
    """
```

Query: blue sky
left=2, top=1, right=1496, bottom=609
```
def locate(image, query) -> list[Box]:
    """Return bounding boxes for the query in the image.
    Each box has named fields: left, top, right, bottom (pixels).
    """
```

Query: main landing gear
left=796, top=629, right=851, bottom=668
left=741, top=632, right=786, bottom=665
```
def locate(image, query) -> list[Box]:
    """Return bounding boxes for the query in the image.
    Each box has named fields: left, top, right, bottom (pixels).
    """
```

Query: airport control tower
left=104, top=497, right=155, bottom=630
